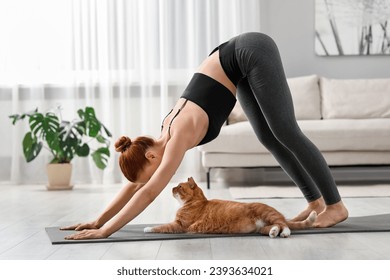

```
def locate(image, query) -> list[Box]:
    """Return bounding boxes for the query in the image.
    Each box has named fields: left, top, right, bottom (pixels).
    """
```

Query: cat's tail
left=286, top=210, right=317, bottom=230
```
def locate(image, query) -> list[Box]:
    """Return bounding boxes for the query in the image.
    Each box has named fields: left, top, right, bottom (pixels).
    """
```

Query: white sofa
left=198, top=75, right=390, bottom=188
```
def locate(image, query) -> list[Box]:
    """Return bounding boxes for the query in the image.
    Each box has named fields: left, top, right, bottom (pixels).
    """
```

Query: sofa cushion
left=227, top=101, right=248, bottom=124
left=321, top=77, right=390, bottom=119
left=299, top=119, right=390, bottom=151
left=199, top=121, right=269, bottom=153
left=287, top=75, right=322, bottom=120
left=198, top=119, right=390, bottom=154
left=227, top=75, right=321, bottom=124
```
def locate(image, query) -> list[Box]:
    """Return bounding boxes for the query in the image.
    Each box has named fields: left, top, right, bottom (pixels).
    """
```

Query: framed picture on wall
left=315, top=0, right=390, bottom=56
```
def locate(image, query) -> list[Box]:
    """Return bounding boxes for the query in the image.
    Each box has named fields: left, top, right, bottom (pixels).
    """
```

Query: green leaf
left=45, top=130, right=60, bottom=155
left=29, top=113, right=44, bottom=136
left=59, top=133, right=78, bottom=162
left=74, top=121, right=86, bottom=136
left=96, top=134, right=108, bottom=144
left=84, top=107, right=101, bottom=137
left=29, top=112, right=59, bottom=139
left=9, top=108, right=38, bottom=125
left=22, top=132, right=43, bottom=162
left=91, top=147, right=110, bottom=169
left=75, top=143, right=90, bottom=157
left=9, top=114, right=22, bottom=125
left=101, top=124, right=112, bottom=137
left=77, top=109, right=85, bottom=119
left=60, top=120, right=85, bottom=142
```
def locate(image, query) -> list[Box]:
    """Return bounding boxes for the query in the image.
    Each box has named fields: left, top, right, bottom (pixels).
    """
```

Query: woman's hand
left=60, top=221, right=100, bottom=231
left=64, top=229, right=108, bottom=240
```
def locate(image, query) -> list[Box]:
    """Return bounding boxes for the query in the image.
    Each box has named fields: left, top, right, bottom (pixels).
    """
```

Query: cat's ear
left=188, top=177, right=196, bottom=188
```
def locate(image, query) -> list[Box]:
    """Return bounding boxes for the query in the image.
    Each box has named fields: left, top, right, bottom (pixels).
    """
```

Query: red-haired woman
left=62, top=33, right=348, bottom=240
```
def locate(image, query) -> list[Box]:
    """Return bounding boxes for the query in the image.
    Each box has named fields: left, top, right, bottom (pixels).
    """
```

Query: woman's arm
left=64, top=137, right=188, bottom=240
left=61, top=182, right=143, bottom=231
left=95, top=182, right=145, bottom=227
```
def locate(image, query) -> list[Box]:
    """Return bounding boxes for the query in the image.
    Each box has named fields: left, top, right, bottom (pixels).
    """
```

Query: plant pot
left=46, top=163, right=73, bottom=190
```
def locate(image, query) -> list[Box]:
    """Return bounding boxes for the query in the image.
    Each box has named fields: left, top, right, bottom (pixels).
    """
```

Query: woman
left=63, top=32, right=348, bottom=240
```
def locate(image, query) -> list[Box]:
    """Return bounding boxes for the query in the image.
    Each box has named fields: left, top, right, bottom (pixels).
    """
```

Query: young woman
left=63, top=32, right=348, bottom=240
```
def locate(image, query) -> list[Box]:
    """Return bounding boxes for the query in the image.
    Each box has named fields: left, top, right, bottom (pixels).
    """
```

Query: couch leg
left=207, top=168, right=211, bottom=189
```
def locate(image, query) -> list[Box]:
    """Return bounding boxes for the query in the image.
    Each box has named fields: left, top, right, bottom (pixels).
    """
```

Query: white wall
left=260, top=0, right=390, bottom=79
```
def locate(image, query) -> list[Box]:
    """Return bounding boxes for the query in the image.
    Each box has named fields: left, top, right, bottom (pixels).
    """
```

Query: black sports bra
left=161, top=73, right=236, bottom=146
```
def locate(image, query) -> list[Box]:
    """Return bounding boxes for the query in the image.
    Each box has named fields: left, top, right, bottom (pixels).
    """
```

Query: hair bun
left=115, top=136, right=132, bottom=153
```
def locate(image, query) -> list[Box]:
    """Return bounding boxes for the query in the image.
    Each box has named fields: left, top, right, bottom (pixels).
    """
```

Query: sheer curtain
left=0, top=0, right=261, bottom=184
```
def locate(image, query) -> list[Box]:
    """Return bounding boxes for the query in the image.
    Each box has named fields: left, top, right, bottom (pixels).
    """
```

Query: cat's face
left=172, top=177, right=199, bottom=205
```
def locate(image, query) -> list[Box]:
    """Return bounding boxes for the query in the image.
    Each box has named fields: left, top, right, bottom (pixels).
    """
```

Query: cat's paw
left=280, top=227, right=291, bottom=238
left=144, top=226, right=154, bottom=233
left=269, top=226, right=280, bottom=238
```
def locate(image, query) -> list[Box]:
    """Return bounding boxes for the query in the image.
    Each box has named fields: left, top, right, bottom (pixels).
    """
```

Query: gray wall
left=260, top=0, right=390, bottom=79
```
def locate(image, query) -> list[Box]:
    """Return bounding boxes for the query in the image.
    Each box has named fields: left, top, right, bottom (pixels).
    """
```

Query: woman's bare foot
left=313, top=201, right=349, bottom=228
left=290, top=197, right=326, bottom=222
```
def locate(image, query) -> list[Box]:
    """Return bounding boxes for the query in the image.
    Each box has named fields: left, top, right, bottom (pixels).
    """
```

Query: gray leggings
left=235, top=33, right=341, bottom=205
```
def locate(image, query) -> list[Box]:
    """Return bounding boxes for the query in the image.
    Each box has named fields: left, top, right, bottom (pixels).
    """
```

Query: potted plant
left=9, top=106, right=112, bottom=190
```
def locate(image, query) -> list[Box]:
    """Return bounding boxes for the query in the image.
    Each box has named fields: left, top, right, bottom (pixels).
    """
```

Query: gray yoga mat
left=46, top=214, right=390, bottom=245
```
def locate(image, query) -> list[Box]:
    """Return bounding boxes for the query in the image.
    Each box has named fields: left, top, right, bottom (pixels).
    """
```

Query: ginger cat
left=144, top=177, right=317, bottom=238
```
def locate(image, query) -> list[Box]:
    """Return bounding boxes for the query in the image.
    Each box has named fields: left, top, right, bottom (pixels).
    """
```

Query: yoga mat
left=46, top=214, right=390, bottom=244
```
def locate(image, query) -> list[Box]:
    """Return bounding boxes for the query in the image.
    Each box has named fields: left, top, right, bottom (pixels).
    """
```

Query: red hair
left=115, top=136, right=155, bottom=182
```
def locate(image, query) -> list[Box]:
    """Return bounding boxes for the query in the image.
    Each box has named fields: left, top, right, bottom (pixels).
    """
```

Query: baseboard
left=210, top=165, right=390, bottom=186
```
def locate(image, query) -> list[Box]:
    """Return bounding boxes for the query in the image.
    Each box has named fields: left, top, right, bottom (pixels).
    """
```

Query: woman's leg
left=237, top=78, right=322, bottom=204
left=235, top=32, right=348, bottom=226
left=237, top=78, right=326, bottom=222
